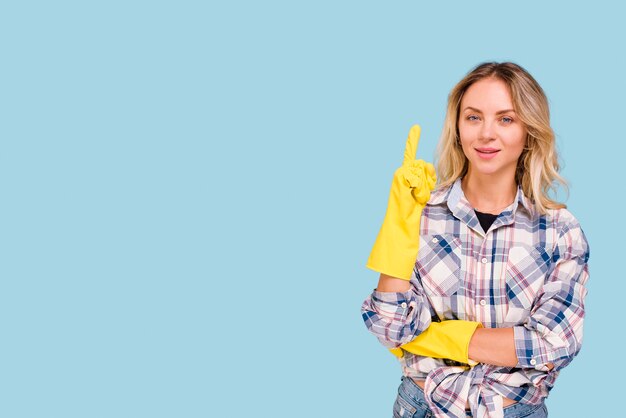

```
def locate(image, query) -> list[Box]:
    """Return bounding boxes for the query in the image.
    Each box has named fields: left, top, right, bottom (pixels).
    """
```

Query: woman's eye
left=467, top=115, right=479, bottom=121
left=501, top=116, right=513, bottom=124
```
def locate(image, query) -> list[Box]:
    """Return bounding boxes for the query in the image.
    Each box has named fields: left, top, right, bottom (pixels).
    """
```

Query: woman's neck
left=461, top=174, right=517, bottom=214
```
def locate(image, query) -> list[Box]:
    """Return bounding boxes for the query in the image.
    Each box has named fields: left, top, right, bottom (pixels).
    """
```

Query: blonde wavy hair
left=436, top=62, right=567, bottom=214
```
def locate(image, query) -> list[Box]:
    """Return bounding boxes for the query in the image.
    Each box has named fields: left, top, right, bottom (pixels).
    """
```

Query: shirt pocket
left=505, top=244, right=552, bottom=311
left=416, top=234, right=462, bottom=297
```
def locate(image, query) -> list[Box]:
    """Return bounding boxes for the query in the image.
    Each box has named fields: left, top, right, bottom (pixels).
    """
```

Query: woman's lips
left=475, top=148, right=500, bottom=160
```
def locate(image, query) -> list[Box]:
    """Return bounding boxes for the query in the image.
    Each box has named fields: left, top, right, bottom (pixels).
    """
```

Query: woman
left=362, top=62, right=590, bottom=418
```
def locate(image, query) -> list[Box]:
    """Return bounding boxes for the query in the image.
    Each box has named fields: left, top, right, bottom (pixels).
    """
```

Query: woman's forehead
left=461, top=78, right=514, bottom=111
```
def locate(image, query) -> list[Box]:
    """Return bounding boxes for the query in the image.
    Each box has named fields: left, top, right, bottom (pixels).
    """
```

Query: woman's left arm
left=469, top=222, right=590, bottom=371
left=468, top=327, right=518, bottom=367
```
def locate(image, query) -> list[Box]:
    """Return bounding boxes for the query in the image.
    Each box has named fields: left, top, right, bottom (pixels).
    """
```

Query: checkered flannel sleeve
left=513, top=221, right=590, bottom=371
left=361, top=271, right=434, bottom=349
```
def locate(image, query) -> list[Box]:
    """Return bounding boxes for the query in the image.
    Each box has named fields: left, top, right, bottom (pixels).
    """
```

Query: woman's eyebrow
left=462, top=106, right=516, bottom=114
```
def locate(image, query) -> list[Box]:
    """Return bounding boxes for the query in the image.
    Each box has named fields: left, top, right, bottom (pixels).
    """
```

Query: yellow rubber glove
left=366, top=125, right=437, bottom=280
left=389, top=320, right=483, bottom=366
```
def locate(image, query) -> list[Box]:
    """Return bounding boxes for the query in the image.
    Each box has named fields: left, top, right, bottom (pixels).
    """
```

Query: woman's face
left=458, top=77, right=527, bottom=181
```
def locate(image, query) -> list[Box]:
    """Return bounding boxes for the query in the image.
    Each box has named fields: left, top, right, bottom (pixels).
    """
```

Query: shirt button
left=479, top=299, right=487, bottom=306
left=530, top=358, right=537, bottom=366
left=400, top=302, right=407, bottom=309
left=481, top=257, right=488, bottom=264
left=432, top=238, right=439, bottom=243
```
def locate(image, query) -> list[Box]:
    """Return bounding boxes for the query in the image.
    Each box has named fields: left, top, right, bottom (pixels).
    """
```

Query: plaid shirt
left=362, top=178, right=590, bottom=418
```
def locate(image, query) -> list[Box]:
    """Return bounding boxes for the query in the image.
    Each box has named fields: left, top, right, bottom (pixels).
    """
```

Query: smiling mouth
left=475, top=148, right=500, bottom=159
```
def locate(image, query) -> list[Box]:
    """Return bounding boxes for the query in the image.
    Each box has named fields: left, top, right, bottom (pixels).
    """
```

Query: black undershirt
left=474, top=209, right=499, bottom=233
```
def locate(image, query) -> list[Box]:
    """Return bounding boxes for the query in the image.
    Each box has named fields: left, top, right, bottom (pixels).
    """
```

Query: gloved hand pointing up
left=366, top=125, right=437, bottom=280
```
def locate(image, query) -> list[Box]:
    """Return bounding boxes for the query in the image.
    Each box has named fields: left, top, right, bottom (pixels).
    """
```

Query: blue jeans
left=393, top=376, right=548, bottom=418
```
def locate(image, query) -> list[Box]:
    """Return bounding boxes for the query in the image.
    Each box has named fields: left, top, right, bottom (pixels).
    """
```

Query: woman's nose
left=479, top=120, right=496, bottom=141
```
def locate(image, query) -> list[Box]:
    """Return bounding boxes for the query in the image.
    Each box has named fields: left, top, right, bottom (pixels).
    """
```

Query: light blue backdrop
left=1, top=1, right=622, bottom=417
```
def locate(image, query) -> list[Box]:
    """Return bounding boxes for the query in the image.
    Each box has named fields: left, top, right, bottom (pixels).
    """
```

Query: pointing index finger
left=403, top=124, right=421, bottom=165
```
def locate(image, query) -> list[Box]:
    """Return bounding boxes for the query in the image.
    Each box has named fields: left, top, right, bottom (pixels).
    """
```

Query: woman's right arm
left=362, top=126, right=437, bottom=349
left=361, top=272, right=434, bottom=349
left=376, top=273, right=411, bottom=292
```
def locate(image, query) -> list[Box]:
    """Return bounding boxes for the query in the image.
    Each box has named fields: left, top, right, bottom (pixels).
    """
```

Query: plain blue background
left=1, top=1, right=623, bottom=417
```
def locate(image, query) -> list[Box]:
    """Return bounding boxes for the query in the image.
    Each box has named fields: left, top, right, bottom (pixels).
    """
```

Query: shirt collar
left=427, top=178, right=536, bottom=233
